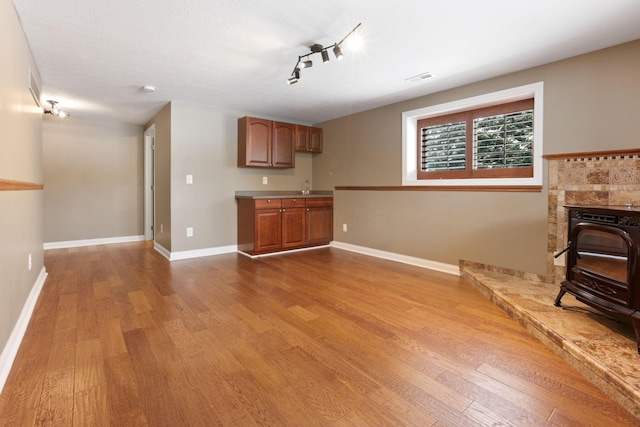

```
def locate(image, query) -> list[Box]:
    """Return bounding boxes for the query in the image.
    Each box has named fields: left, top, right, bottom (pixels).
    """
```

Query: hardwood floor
left=0, top=242, right=637, bottom=426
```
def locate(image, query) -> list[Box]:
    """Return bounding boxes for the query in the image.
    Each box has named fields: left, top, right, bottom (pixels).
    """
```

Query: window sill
left=335, top=185, right=542, bottom=192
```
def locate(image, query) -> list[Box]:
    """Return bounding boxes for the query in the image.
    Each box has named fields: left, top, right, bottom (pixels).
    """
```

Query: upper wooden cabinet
left=238, top=117, right=295, bottom=168
left=295, top=125, right=323, bottom=153
left=308, top=127, right=323, bottom=153
left=272, top=121, right=296, bottom=167
left=294, top=125, right=309, bottom=152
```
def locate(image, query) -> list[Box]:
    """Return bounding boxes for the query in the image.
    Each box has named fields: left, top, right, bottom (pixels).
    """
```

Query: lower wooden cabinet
left=305, top=198, right=333, bottom=245
left=237, top=197, right=333, bottom=255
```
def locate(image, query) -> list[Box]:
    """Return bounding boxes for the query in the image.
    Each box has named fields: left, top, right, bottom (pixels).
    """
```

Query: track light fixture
left=287, top=68, right=301, bottom=85
left=286, top=23, right=361, bottom=85
left=44, top=100, right=70, bottom=118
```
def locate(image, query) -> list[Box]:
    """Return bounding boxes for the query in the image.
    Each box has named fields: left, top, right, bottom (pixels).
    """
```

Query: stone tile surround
left=547, top=150, right=640, bottom=284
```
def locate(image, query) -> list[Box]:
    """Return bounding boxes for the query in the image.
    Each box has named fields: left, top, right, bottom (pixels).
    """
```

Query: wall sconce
left=287, top=23, right=362, bottom=85
left=44, top=100, right=70, bottom=118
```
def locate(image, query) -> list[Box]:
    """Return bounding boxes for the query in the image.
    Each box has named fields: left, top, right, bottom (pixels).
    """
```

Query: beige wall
left=147, top=101, right=314, bottom=253
left=0, top=0, right=44, bottom=355
left=43, top=118, right=144, bottom=243
left=148, top=104, right=172, bottom=250
left=314, top=40, right=640, bottom=275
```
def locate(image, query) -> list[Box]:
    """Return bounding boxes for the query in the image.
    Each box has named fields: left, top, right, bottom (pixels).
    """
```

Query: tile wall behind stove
left=548, top=152, right=640, bottom=284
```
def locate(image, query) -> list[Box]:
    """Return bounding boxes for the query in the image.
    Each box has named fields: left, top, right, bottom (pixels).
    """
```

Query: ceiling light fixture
left=286, top=23, right=361, bottom=85
left=287, top=68, right=301, bottom=85
left=44, top=100, right=70, bottom=118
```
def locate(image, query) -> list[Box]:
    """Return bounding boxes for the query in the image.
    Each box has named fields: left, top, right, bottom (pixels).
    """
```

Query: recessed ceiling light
left=141, top=85, right=156, bottom=92
left=405, top=72, right=433, bottom=83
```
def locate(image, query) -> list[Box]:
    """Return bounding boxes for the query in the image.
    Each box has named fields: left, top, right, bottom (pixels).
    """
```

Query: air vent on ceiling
left=29, top=67, right=41, bottom=107
left=405, top=72, right=433, bottom=83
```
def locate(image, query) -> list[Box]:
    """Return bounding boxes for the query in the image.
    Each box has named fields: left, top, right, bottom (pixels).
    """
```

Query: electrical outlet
left=343, top=224, right=348, bottom=232
left=28, top=253, right=32, bottom=271
left=262, top=176, right=268, bottom=185
left=186, top=174, right=193, bottom=184
left=186, top=227, right=194, bottom=237
left=160, top=224, right=164, bottom=234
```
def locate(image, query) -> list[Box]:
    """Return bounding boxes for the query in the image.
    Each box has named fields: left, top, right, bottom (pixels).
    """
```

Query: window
left=402, top=82, right=543, bottom=188
left=418, top=99, right=534, bottom=180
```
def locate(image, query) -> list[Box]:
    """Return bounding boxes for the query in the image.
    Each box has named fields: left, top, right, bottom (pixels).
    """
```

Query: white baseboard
left=169, top=245, right=238, bottom=261
left=153, top=243, right=238, bottom=261
left=330, top=241, right=460, bottom=276
left=44, top=235, right=145, bottom=249
left=238, top=244, right=330, bottom=258
left=154, top=242, right=171, bottom=260
left=0, top=266, right=47, bottom=394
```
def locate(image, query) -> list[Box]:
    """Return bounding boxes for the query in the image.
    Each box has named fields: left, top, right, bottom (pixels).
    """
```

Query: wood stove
left=555, top=205, right=640, bottom=353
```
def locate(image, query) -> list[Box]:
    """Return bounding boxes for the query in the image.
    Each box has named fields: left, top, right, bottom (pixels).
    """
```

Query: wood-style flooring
left=0, top=242, right=637, bottom=426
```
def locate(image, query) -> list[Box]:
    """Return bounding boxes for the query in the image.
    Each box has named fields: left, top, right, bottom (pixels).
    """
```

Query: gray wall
left=147, top=101, right=315, bottom=253
left=0, top=0, right=44, bottom=356
left=43, top=118, right=144, bottom=243
left=314, top=40, right=640, bottom=275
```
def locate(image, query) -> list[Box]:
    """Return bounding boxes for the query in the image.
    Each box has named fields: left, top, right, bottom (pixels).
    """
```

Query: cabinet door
left=309, top=127, right=323, bottom=153
left=239, top=117, right=272, bottom=167
left=306, top=205, right=333, bottom=245
left=272, top=121, right=295, bottom=168
left=295, top=125, right=310, bottom=152
left=282, top=207, right=306, bottom=248
left=255, top=208, right=281, bottom=252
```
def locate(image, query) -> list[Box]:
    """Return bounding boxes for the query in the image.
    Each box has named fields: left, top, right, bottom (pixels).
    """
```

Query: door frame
left=144, top=125, right=156, bottom=241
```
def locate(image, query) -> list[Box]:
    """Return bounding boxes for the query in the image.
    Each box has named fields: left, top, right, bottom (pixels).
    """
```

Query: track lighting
left=44, top=100, right=70, bottom=118
left=286, top=23, right=361, bottom=84
left=287, top=68, right=301, bottom=85
left=333, top=45, right=343, bottom=60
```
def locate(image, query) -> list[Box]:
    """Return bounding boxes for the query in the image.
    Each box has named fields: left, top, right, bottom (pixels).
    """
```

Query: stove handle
left=554, top=241, right=571, bottom=258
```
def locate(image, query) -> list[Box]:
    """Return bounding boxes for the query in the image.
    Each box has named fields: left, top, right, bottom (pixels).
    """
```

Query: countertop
left=235, top=190, right=333, bottom=199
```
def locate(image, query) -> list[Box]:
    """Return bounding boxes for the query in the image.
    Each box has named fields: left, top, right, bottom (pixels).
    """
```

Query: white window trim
left=402, top=82, right=544, bottom=186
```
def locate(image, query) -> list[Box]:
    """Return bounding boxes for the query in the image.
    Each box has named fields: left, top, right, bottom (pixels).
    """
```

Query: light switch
left=186, top=174, right=193, bottom=184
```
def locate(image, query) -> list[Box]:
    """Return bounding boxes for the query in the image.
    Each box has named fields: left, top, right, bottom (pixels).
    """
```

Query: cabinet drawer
left=255, top=198, right=282, bottom=209
left=282, top=198, right=306, bottom=208
left=305, top=197, right=333, bottom=207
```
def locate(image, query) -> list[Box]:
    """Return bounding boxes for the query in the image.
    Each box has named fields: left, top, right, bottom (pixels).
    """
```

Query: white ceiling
left=12, top=0, right=640, bottom=125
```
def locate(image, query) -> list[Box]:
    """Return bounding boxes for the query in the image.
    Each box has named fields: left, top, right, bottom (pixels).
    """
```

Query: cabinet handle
left=292, top=199, right=296, bottom=202
left=306, top=208, right=310, bottom=211
left=282, top=209, right=286, bottom=212
left=267, top=199, right=271, bottom=203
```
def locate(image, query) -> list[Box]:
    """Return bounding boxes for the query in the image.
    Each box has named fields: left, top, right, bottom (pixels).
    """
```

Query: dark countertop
left=235, top=190, right=333, bottom=199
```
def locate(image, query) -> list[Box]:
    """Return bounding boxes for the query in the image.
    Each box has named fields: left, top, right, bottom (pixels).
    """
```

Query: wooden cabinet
left=272, top=121, right=296, bottom=167
left=237, top=196, right=333, bottom=255
left=253, top=199, right=282, bottom=252
left=294, top=125, right=309, bottom=152
left=308, top=127, right=323, bottom=153
left=238, top=117, right=295, bottom=168
left=281, top=198, right=306, bottom=248
left=295, top=125, right=323, bottom=153
left=305, top=198, right=333, bottom=245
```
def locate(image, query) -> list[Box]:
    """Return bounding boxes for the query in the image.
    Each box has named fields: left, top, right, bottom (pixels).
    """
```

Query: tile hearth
left=461, top=266, right=640, bottom=421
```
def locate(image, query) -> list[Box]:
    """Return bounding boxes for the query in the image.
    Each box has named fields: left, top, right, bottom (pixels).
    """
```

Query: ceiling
left=12, top=0, right=640, bottom=126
